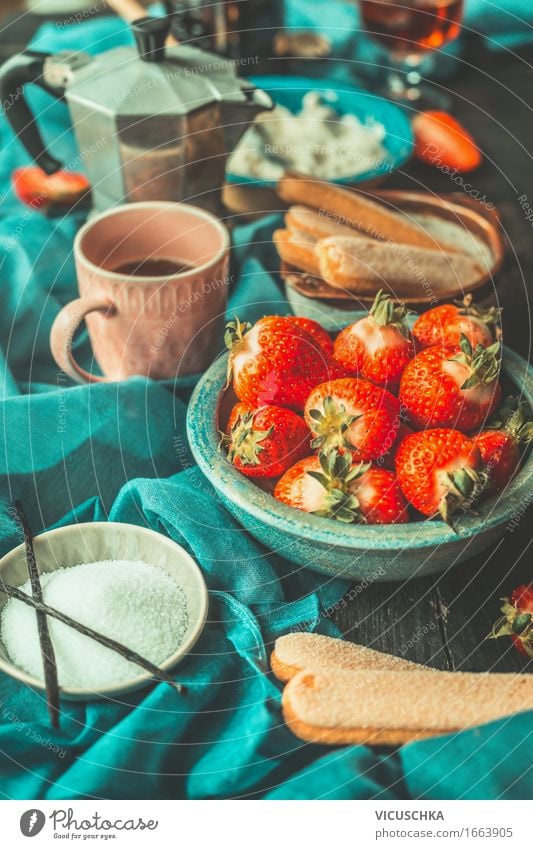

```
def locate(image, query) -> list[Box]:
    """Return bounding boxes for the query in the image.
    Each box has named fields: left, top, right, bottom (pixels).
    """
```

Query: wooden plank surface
left=333, top=40, right=533, bottom=674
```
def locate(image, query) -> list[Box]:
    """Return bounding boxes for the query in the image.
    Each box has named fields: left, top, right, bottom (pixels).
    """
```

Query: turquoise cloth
left=0, top=15, right=531, bottom=801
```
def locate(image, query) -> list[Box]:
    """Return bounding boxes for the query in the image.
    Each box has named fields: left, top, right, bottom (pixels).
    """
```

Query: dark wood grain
left=333, top=41, right=533, bottom=674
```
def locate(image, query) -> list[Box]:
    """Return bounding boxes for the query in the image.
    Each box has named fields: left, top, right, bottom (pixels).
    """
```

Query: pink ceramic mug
left=50, top=202, right=230, bottom=382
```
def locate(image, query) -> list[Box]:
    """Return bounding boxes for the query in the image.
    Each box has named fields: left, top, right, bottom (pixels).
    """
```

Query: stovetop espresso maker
left=0, top=16, right=273, bottom=213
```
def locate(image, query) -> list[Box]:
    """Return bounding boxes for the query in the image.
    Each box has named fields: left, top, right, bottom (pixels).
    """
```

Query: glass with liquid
left=359, top=0, right=464, bottom=104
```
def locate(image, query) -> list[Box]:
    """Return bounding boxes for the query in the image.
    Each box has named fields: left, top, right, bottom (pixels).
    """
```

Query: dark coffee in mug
left=50, top=201, right=229, bottom=383
left=111, top=257, right=193, bottom=277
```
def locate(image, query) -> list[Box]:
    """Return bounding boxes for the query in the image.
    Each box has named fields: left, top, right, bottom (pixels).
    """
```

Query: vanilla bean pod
left=14, top=502, right=61, bottom=728
left=0, top=578, right=185, bottom=694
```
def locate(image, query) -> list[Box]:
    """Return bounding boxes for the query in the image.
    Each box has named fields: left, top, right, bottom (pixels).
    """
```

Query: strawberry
left=274, top=450, right=408, bottom=524
left=221, top=403, right=309, bottom=478
left=395, top=428, right=486, bottom=526
left=473, top=396, right=533, bottom=494
left=12, top=167, right=90, bottom=210
left=351, top=465, right=409, bottom=524
left=491, top=584, right=533, bottom=659
left=287, top=316, right=334, bottom=357
left=412, top=110, right=482, bottom=173
left=304, top=377, right=401, bottom=462
left=413, top=295, right=501, bottom=351
left=333, top=290, right=414, bottom=389
left=225, top=317, right=344, bottom=412
left=399, top=336, right=502, bottom=432
left=377, top=423, right=413, bottom=471
left=226, top=401, right=250, bottom=434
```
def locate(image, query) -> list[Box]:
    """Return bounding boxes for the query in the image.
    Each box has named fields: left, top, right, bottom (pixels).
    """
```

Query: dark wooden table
left=333, top=40, right=532, bottom=674
left=0, top=7, right=530, bottom=673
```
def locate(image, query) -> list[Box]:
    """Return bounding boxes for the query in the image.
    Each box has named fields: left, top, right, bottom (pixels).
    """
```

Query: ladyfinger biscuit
left=282, top=667, right=533, bottom=746
left=271, top=632, right=422, bottom=682
left=316, top=235, right=482, bottom=294
left=277, top=173, right=455, bottom=252
left=285, top=205, right=361, bottom=241
left=273, top=228, right=322, bottom=277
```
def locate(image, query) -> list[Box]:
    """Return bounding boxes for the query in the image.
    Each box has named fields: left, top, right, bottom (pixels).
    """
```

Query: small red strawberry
left=412, top=111, right=482, bottom=173
left=395, top=428, right=487, bottom=526
left=221, top=403, right=310, bottom=478
left=377, top=423, right=414, bottom=471
left=274, top=450, right=408, bottom=524
left=287, top=316, right=334, bottom=357
left=225, top=317, right=344, bottom=412
left=399, top=336, right=502, bottom=432
left=333, top=290, right=414, bottom=389
left=226, top=401, right=250, bottom=434
left=473, top=396, right=533, bottom=494
left=12, top=166, right=90, bottom=210
left=413, top=295, right=501, bottom=351
left=304, top=377, right=401, bottom=462
left=351, top=465, right=409, bottom=524
left=491, top=584, right=533, bottom=658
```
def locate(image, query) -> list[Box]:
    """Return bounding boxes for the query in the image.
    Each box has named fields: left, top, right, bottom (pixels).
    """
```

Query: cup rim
left=74, top=201, right=230, bottom=283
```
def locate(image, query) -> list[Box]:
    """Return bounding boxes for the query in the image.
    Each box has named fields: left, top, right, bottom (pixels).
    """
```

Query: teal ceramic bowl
left=187, top=348, right=533, bottom=582
left=225, top=76, right=414, bottom=188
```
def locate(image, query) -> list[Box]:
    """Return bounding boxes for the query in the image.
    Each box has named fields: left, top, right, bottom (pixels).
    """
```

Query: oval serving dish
left=283, top=190, right=505, bottom=323
left=187, top=348, right=533, bottom=583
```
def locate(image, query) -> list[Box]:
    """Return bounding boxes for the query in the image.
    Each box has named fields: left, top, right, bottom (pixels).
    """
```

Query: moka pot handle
left=0, top=50, right=63, bottom=175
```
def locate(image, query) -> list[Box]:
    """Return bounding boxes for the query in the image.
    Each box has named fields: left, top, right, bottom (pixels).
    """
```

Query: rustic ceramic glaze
left=187, top=345, right=533, bottom=582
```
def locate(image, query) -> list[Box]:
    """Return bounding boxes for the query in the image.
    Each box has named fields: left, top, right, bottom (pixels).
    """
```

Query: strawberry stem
left=438, top=465, right=488, bottom=529
left=488, top=396, right=533, bottom=444
left=307, top=450, right=369, bottom=523
left=309, top=396, right=360, bottom=453
left=450, top=334, right=501, bottom=390
left=224, top=318, right=251, bottom=388
left=489, top=598, right=533, bottom=658
left=223, top=410, right=273, bottom=466
left=370, top=289, right=412, bottom=337
left=456, top=294, right=502, bottom=336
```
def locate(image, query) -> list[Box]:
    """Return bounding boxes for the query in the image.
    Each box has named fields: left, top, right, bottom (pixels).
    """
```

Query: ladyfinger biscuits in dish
left=285, top=205, right=362, bottom=241
left=271, top=632, right=422, bottom=682
left=316, top=235, right=482, bottom=294
left=282, top=667, right=533, bottom=746
left=277, top=173, right=456, bottom=252
left=273, top=228, right=322, bottom=277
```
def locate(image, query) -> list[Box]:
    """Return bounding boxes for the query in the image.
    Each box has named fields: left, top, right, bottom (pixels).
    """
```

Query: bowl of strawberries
left=187, top=295, right=533, bottom=581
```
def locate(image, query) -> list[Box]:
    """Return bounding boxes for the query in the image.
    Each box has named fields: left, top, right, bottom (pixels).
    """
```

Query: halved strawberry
left=473, top=396, right=533, bottom=494
left=221, top=403, right=310, bottom=478
left=413, top=295, right=501, bottom=351
left=304, top=377, right=401, bottom=462
left=491, top=584, right=533, bottom=658
left=12, top=166, right=90, bottom=210
left=412, top=110, right=482, bottom=173
left=395, top=428, right=486, bottom=527
left=333, top=289, right=414, bottom=390
left=399, top=336, right=502, bottom=432
left=225, top=317, right=345, bottom=412
left=274, top=450, right=408, bottom=524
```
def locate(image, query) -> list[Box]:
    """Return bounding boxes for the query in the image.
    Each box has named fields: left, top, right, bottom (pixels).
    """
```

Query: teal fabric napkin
left=0, top=15, right=531, bottom=801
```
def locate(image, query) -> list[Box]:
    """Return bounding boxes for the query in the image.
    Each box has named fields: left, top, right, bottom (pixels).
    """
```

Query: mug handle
left=50, top=296, right=115, bottom=384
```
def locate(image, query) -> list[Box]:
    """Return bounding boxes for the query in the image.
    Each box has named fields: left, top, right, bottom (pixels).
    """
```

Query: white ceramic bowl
left=0, top=522, right=208, bottom=700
